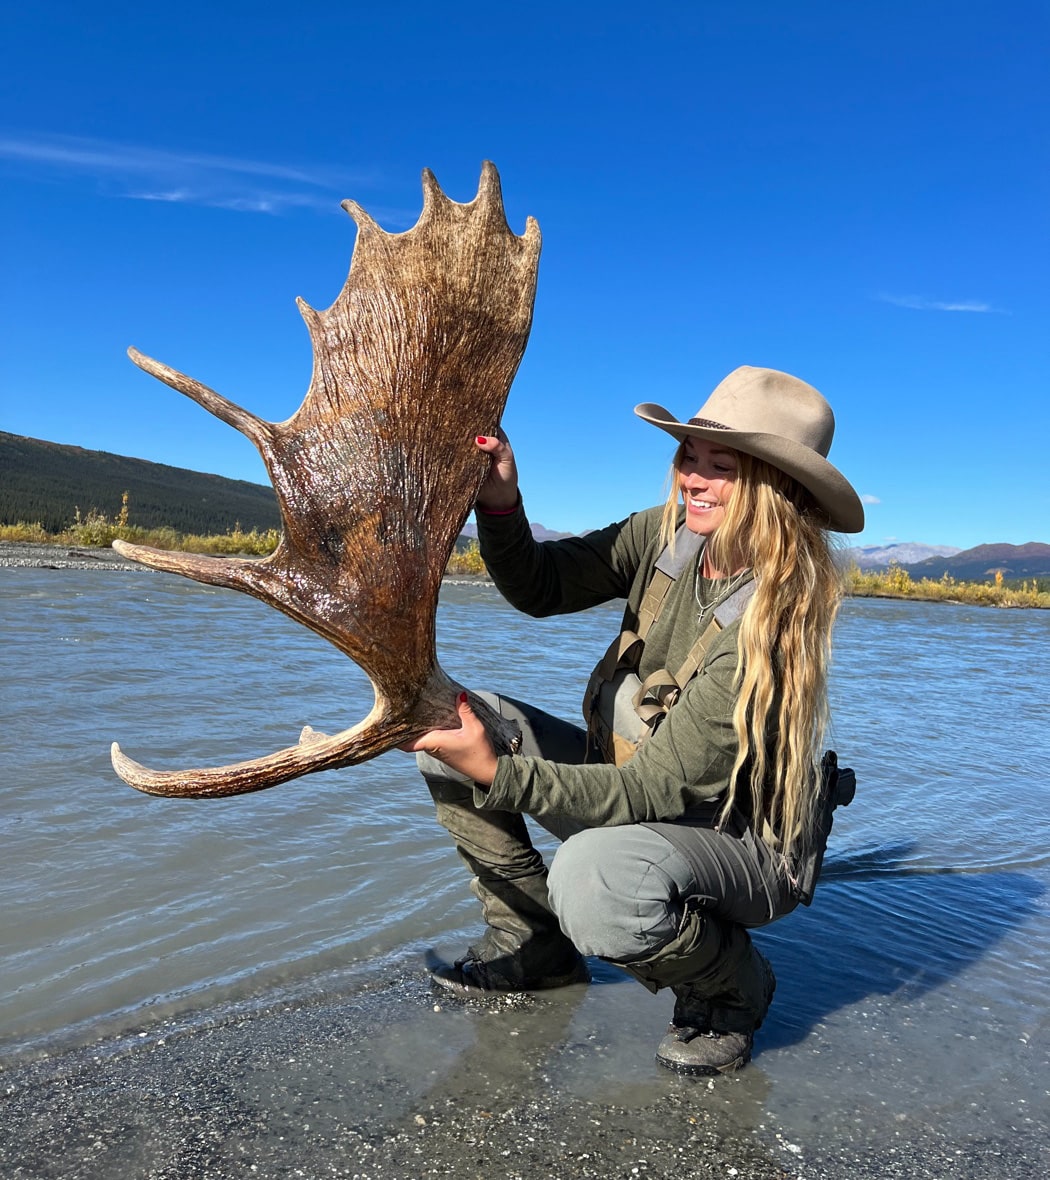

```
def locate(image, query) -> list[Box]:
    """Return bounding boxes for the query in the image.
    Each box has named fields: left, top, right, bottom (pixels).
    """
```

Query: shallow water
left=2, top=570, right=1048, bottom=1158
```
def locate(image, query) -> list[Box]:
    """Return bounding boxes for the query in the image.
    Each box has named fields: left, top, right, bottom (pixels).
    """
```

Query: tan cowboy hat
left=635, top=365, right=864, bottom=533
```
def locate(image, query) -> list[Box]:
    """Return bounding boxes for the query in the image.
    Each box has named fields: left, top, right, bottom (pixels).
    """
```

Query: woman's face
left=678, top=437, right=739, bottom=537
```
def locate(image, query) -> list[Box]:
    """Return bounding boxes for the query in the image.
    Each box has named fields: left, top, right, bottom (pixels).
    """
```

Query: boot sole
left=655, top=1048, right=751, bottom=1077
left=428, top=960, right=590, bottom=1001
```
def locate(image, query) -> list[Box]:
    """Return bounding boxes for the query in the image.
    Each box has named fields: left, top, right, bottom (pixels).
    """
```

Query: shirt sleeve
left=475, top=500, right=662, bottom=617
left=476, top=624, right=742, bottom=826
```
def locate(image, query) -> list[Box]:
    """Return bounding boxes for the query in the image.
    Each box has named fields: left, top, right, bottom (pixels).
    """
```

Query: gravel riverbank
left=3, top=964, right=1041, bottom=1180
left=0, top=542, right=149, bottom=571
left=0, top=544, right=494, bottom=585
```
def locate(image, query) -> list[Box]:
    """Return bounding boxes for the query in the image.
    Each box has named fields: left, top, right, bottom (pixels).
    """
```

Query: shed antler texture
left=111, top=162, right=539, bottom=798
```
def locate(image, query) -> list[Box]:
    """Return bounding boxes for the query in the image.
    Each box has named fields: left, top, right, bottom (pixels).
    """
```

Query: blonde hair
left=660, top=443, right=844, bottom=864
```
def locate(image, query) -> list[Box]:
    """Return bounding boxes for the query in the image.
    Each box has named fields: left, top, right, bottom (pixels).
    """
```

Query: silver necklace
left=694, top=559, right=749, bottom=626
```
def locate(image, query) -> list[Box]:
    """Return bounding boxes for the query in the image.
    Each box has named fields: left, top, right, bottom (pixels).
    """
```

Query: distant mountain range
left=845, top=542, right=961, bottom=568
left=875, top=542, right=1050, bottom=582
left=462, top=526, right=1050, bottom=580
left=460, top=521, right=575, bottom=544
left=3, top=432, right=1048, bottom=580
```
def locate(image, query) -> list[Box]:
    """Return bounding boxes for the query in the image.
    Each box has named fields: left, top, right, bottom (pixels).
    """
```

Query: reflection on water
left=2, top=571, right=1048, bottom=1145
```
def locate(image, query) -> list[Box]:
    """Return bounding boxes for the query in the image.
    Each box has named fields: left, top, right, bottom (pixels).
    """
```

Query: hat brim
left=635, top=402, right=864, bottom=534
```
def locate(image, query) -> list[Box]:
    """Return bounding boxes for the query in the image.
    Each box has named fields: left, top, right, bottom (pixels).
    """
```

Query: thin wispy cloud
left=876, top=292, right=1008, bottom=314
left=0, top=132, right=386, bottom=216
left=861, top=494, right=881, bottom=505
left=0, top=135, right=324, bottom=181
left=130, top=188, right=337, bottom=214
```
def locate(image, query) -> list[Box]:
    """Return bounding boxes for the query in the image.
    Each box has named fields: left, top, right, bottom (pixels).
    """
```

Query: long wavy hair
left=660, top=442, right=845, bottom=865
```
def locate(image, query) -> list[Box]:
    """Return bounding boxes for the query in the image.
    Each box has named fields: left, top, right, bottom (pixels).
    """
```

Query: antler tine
left=107, top=539, right=424, bottom=677
left=420, top=167, right=443, bottom=219
left=110, top=697, right=413, bottom=798
left=110, top=540, right=263, bottom=597
left=339, top=198, right=382, bottom=237
left=110, top=678, right=514, bottom=799
left=476, top=159, right=503, bottom=206
left=418, top=163, right=511, bottom=230
left=111, top=717, right=391, bottom=798
left=127, top=348, right=272, bottom=453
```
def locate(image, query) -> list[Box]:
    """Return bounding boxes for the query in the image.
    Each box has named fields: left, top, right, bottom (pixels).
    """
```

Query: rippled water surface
left=2, top=569, right=1048, bottom=1154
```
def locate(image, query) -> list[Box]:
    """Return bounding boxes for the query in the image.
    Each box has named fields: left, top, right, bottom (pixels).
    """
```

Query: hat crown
left=695, top=366, right=834, bottom=458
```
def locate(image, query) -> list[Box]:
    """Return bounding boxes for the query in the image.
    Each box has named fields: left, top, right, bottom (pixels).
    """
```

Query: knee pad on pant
left=548, top=827, right=684, bottom=961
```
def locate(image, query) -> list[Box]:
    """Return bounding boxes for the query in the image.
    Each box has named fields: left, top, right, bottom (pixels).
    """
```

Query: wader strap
left=632, top=579, right=757, bottom=714
left=654, top=525, right=703, bottom=580
left=591, top=523, right=703, bottom=684
left=634, top=572, right=673, bottom=644
left=713, top=577, right=756, bottom=628
left=634, top=525, right=702, bottom=642
left=594, top=629, right=644, bottom=683
left=632, top=616, right=722, bottom=715
left=675, top=578, right=758, bottom=686
left=584, top=526, right=752, bottom=765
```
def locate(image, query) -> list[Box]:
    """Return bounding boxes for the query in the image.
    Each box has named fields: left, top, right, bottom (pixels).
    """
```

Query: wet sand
left=2, top=958, right=1044, bottom=1180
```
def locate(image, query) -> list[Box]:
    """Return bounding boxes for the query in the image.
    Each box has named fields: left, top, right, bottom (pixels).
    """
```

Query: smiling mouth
left=687, top=497, right=720, bottom=511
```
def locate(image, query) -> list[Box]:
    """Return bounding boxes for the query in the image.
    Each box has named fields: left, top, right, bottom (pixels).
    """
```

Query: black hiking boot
left=429, top=939, right=590, bottom=999
left=655, top=948, right=776, bottom=1076
left=655, top=1026, right=755, bottom=1075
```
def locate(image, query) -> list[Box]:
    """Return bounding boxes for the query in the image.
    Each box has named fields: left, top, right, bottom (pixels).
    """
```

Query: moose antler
left=110, top=162, right=539, bottom=798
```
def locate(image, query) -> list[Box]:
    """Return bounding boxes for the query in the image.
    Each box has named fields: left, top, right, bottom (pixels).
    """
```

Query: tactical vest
left=583, top=525, right=755, bottom=766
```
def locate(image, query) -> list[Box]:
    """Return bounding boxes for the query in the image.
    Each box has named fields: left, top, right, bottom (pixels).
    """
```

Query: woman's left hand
left=400, top=694, right=499, bottom=788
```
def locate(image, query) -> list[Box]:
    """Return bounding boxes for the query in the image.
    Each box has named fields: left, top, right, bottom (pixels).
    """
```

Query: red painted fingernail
left=458, top=691, right=468, bottom=704
left=476, top=435, right=488, bottom=444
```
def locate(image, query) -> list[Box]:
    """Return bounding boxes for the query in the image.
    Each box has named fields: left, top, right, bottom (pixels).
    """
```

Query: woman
left=406, top=365, right=864, bottom=1076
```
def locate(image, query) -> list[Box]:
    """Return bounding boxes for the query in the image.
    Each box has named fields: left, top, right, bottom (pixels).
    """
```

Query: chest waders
left=582, top=525, right=755, bottom=767
left=583, top=524, right=855, bottom=907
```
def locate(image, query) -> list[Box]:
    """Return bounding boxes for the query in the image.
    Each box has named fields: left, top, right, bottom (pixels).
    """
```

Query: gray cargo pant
left=418, top=692, right=797, bottom=1030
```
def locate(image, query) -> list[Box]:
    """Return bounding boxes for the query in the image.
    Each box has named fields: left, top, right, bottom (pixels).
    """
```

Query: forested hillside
left=0, top=432, right=281, bottom=534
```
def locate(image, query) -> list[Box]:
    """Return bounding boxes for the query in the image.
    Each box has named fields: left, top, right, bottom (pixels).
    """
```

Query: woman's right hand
left=399, top=694, right=499, bottom=788
left=474, top=430, right=520, bottom=512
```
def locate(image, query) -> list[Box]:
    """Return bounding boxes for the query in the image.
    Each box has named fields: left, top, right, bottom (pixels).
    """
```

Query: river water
left=2, top=568, right=1048, bottom=1171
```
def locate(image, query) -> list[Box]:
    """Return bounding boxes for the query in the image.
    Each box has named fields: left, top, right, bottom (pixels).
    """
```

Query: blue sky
left=2, top=1, right=1046, bottom=549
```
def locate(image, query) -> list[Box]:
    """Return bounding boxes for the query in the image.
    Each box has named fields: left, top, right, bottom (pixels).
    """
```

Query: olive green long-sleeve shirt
left=474, top=500, right=747, bottom=827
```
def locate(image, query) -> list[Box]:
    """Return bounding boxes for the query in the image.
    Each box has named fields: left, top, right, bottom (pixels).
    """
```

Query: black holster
left=792, top=750, right=856, bottom=906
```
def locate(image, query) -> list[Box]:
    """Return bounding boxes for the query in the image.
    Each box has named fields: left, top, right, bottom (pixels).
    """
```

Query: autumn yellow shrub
left=0, top=521, right=49, bottom=542
left=445, top=539, right=488, bottom=576
left=846, top=563, right=1049, bottom=609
